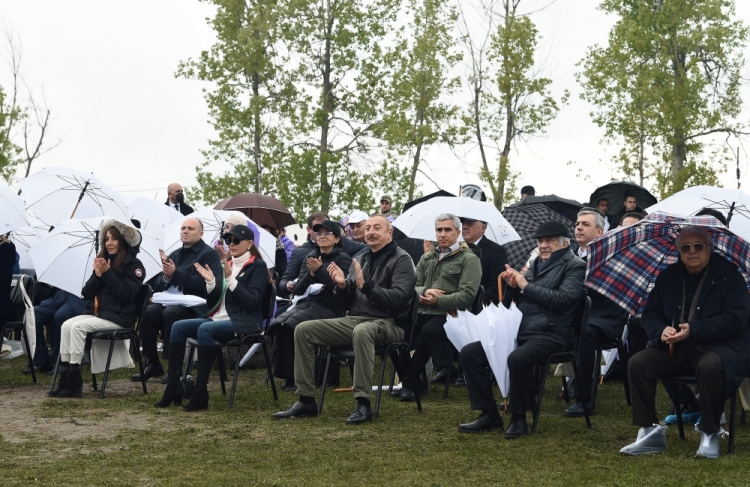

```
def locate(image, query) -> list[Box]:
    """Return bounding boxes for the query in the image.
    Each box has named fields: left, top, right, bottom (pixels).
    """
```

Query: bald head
left=168, top=183, right=184, bottom=204
left=180, top=217, right=203, bottom=247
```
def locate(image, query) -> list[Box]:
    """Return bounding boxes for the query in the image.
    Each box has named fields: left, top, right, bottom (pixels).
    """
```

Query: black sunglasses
left=678, top=242, right=708, bottom=253
left=224, top=236, right=244, bottom=245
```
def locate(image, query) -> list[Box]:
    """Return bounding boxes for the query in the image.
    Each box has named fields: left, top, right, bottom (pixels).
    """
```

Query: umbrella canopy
left=645, top=186, right=750, bottom=242
left=501, top=203, right=576, bottom=270
left=162, top=208, right=278, bottom=264
left=392, top=196, right=521, bottom=245
left=214, top=193, right=296, bottom=229
left=0, top=182, right=29, bottom=233
left=20, top=167, right=130, bottom=226
left=28, top=216, right=161, bottom=298
left=477, top=302, right=523, bottom=398
left=509, top=194, right=583, bottom=222
left=402, top=189, right=455, bottom=213
left=589, top=180, right=657, bottom=216
left=9, top=226, right=41, bottom=269
left=585, top=212, right=750, bottom=316
left=127, top=196, right=183, bottom=242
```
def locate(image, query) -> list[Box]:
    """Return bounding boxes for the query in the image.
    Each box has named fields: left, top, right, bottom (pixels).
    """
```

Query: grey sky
left=1, top=0, right=748, bottom=207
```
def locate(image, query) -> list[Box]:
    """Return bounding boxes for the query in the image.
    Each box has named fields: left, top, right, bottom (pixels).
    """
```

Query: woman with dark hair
left=51, top=220, right=146, bottom=398
left=155, top=223, right=268, bottom=411
left=267, top=220, right=351, bottom=391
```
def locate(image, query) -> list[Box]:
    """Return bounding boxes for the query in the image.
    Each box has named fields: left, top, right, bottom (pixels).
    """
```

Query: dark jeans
left=574, top=325, right=609, bottom=403
left=139, top=304, right=197, bottom=362
left=403, top=313, right=448, bottom=388
left=33, top=291, right=87, bottom=365
left=629, top=341, right=725, bottom=434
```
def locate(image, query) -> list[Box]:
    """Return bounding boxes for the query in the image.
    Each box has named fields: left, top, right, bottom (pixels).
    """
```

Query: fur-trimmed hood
left=99, top=219, right=142, bottom=250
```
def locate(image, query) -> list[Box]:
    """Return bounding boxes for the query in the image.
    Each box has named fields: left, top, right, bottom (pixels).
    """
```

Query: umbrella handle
left=668, top=343, right=674, bottom=359
left=70, top=180, right=91, bottom=219
left=498, top=272, right=508, bottom=303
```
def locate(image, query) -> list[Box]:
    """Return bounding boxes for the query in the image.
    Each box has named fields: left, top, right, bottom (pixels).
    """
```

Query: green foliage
left=0, top=85, right=23, bottom=183
left=579, top=0, right=748, bottom=198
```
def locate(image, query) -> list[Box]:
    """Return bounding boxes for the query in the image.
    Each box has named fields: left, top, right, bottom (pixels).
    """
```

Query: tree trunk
left=319, top=6, right=335, bottom=214
left=473, top=85, right=497, bottom=204
left=252, top=72, right=263, bottom=194
left=670, top=45, right=687, bottom=191
left=409, top=143, right=422, bottom=201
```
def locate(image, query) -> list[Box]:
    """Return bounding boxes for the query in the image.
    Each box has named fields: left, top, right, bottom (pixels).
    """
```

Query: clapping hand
left=328, top=262, right=346, bottom=287
left=306, top=256, right=323, bottom=276
left=352, top=259, right=365, bottom=289
left=160, top=249, right=176, bottom=278
left=214, top=242, right=228, bottom=262
left=194, top=263, right=215, bottom=283
left=93, top=257, right=110, bottom=277
left=423, top=240, right=434, bottom=254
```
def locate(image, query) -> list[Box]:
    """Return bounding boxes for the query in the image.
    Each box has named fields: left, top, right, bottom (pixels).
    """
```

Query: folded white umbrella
left=392, top=196, right=521, bottom=245
left=646, top=186, right=750, bottom=241
left=29, top=216, right=161, bottom=298
left=162, top=208, right=278, bottom=264
left=445, top=309, right=484, bottom=353
left=0, top=181, right=30, bottom=233
left=20, top=166, right=130, bottom=226
left=476, top=302, right=523, bottom=398
left=126, top=196, right=183, bottom=243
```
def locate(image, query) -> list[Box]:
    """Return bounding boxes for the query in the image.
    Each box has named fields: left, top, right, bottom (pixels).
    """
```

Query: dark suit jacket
left=164, top=199, right=195, bottom=216
left=476, top=237, right=508, bottom=305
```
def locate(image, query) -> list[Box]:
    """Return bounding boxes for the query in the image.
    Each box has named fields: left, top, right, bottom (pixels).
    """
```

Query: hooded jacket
left=81, top=220, right=146, bottom=328
left=503, top=247, right=586, bottom=345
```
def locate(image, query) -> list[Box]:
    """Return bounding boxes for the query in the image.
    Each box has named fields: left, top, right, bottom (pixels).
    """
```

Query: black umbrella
left=589, top=181, right=657, bottom=218
left=402, top=189, right=455, bottom=213
left=506, top=194, right=583, bottom=223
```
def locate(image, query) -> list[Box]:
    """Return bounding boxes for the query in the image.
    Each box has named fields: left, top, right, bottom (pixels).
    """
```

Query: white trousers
left=60, top=315, right=122, bottom=365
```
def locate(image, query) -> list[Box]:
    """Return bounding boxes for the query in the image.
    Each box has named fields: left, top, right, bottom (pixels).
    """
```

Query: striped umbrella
left=585, top=212, right=750, bottom=316
left=501, top=203, right=575, bottom=270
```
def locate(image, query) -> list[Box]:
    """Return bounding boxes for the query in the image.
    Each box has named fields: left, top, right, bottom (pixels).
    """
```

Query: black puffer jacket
left=642, top=253, right=750, bottom=397
left=335, top=241, right=416, bottom=329
left=503, top=247, right=586, bottom=345
left=295, top=246, right=352, bottom=315
left=81, top=253, right=146, bottom=328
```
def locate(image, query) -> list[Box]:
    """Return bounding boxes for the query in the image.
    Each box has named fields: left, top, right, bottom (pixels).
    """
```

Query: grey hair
left=676, top=226, right=712, bottom=249
left=577, top=208, right=605, bottom=230
left=435, top=213, right=461, bottom=231
left=556, top=236, right=570, bottom=246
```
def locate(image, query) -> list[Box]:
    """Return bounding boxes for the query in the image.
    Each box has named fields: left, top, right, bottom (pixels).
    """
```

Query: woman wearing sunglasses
left=155, top=223, right=268, bottom=411
left=268, top=220, right=352, bottom=391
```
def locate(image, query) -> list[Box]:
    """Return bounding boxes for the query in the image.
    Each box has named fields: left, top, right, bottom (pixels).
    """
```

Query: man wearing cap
left=457, top=220, right=586, bottom=436
left=378, top=195, right=397, bottom=218
left=520, top=185, right=536, bottom=200
left=347, top=210, right=369, bottom=243
left=273, top=214, right=416, bottom=424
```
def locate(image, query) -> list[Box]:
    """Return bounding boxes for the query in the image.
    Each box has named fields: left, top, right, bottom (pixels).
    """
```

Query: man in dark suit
left=164, top=182, right=194, bottom=216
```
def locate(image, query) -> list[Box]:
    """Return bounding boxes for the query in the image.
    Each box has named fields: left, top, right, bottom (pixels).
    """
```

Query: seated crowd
left=4, top=186, right=750, bottom=461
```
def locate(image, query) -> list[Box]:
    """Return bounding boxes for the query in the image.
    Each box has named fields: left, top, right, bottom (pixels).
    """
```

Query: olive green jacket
left=415, top=242, right=482, bottom=315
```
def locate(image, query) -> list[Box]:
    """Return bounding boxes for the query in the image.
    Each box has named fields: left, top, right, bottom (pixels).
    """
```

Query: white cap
left=348, top=210, right=369, bottom=224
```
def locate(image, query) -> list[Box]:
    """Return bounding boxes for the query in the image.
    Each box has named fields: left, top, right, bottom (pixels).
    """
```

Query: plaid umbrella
left=501, top=203, right=575, bottom=270
left=586, top=212, right=750, bottom=316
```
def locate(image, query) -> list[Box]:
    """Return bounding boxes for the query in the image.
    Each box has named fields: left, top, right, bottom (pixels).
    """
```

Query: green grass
left=0, top=355, right=747, bottom=487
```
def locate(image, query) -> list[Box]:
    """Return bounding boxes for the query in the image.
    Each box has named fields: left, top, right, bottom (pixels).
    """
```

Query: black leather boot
left=57, top=364, right=83, bottom=398
left=49, top=362, right=69, bottom=397
left=183, top=346, right=214, bottom=412
left=154, top=343, right=186, bottom=408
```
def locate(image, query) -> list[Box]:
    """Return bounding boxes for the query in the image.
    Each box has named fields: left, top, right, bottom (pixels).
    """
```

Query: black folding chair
left=1, top=274, right=37, bottom=384
left=318, top=290, right=423, bottom=419
left=590, top=315, right=631, bottom=407
left=442, top=285, right=485, bottom=399
left=531, top=296, right=592, bottom=433
left=49, top=284, right=151, bottom=398
left=183, top=282, right=279, bottom=406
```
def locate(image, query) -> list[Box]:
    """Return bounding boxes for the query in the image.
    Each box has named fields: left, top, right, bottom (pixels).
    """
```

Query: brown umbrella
left=214, top=193, right=296, bottom=229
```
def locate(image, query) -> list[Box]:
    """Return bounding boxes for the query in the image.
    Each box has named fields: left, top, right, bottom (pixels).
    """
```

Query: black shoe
left=458, top=413, right=504, bottom=433
left=281, top=379, right=297, bottom=392
left=130, top=362, right=164, bottom=382
left=49, top=364, right=69, bottom=397
left=430, top=367, right=451, bottom=384
left=24, top=362, right=54, bottom=375
left=154, top=370, right=184, bottom=408
left=57, top=365, right=83, bottom=399
left=399, top=386, right=426, bottom=402
left=273, top=401, right=319, bottom=419
left=564, top=401, right=594, bottom=417
left=160, top=373, right=169, bottom=385
left=182, top=386, right=209, bottom=412
left=454, top=374, right=466, bottom=387
left=390, top=387, right=402, bottom=398
left=346, top=403, right=373, bottom=425
left=505, top=417, right=529, bottom=439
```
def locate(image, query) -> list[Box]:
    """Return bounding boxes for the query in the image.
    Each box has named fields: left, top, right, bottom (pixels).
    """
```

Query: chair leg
left=443, top=362, right=451, bottom=400
left=183, top=343, right=196, bottom=383
left=228, top=342, right=242, bottom=407
left=99, top=337, right=118, bottom=399
left=132, top=337, right=147, bottom=394
left=91, top=371, right=98, bottom=392
left=618, top=343, right=631, bottom=406
left=261, top=339, right=278, bottom=401
left=21, top=327, right=37, bottom=384
left=49, top=354, right=62, bottom=394
left=571, top=361, right=592, bottom=429
left=265, top=335, right=276, bottom=386
left=591, top=348, right=603, bottom=409
left=531, top=365, right=547, bottom=434
left=374, top=348, right=391, bottom=420
left=407, top=350, right=423, bottom=414
left=728, top=389, right=737, bottom=454
left=741, top=409, right=747, bottom=426
left=217, top=350, right=227, bottom=395
left=675, top=385, right=685, bottom=440
left=318, top=348, right=332, bottom=415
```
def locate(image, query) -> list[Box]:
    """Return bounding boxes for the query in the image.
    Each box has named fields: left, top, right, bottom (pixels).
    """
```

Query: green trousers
left=294, top=315, right=404, bottom=400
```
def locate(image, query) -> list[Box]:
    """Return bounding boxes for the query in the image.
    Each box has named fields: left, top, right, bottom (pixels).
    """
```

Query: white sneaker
left=620, top=424, right=668, bottom=455
left=695, top=432, right=720, bottom=459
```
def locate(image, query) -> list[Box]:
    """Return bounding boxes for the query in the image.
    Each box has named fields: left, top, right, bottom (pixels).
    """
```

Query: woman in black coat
left=52, top=220, right=146, bottom=398
left=268, top=220, right=352, bottom=391
left=155, top=224, right=269, bottom=411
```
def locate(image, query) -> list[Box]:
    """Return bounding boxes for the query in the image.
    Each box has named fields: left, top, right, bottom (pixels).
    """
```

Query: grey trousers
left=294, top=315, right=404, bottom=400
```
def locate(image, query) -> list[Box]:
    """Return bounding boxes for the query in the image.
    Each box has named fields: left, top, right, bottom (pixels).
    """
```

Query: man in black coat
left=164, top=182, right=194, bottom=216
left=131, top=217, right=222, bottom=382
left=563, top=209, right=628, bottom=417
left=458, top=221, right=586, bottom=437
left=621, top=226, right=750, bottom=458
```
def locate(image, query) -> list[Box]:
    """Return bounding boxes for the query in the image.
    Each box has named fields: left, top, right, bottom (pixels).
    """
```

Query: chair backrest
left=471, top=285, right=484, bottom=314
left=133, top=284, right=152, bottom=330
left=9, top=274, right=35, bottom=320
left=570, top=296, right=592, bottom=353
left=261, top=282, right=277, bottom=321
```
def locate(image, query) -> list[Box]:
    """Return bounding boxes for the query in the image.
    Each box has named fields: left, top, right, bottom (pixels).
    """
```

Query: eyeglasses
left=224, top=237, right=244, bottom=245
left=678, top=242, right=708, bottom=253
left=315, top=231, right=333, bottom=237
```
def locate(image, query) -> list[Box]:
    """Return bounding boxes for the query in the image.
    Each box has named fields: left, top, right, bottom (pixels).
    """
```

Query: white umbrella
left=162, top=208, right=278, bottom=264
left=444, top=309, right=484, bottom=353
left=20, top=166, right=130, bottom=226
left=8, top=226, right=41, bottom=269
left=646, top=186, right=750, bottom=241
left=0, top=181, right=29, bottom=233
left=392, top=196, right=521, bottom=245
left=29, top=216, right=161, bottom=298
left=127, top=196, right=182, bottom=242
left=476, top=302, right=523, bottom=398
